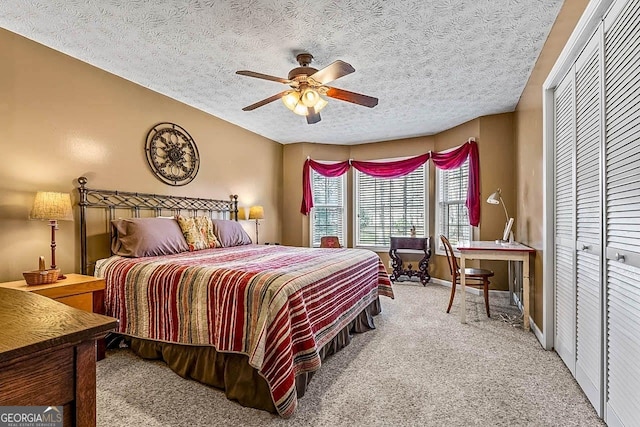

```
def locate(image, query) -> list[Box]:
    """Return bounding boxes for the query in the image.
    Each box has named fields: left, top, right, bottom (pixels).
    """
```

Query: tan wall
left=477, top=113, right=515, bottom=285
left=0, top=29, right=283, bottom=282
left=282, top=114, right=516, bottom=290
left=514, top=0, right=590, bottom=326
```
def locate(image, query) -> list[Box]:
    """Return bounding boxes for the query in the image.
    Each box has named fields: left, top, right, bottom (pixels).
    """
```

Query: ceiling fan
left=236, top=53, right=378, bottom=124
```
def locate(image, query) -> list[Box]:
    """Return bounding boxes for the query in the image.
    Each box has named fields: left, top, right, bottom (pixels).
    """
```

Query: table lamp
left=248, top=205, right=264, bottom=244
left=30, top=191, right=74, bottom=279
left=486, top=188, right=514, bottom=243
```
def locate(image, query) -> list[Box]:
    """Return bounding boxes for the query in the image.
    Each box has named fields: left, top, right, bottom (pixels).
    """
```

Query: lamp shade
left=237, top=207, right=247, bottom=220
left=314, top=96, right=328, bottom=113
left=486, top=189, right=502, bottom=205
left=30, top=192, right=74, bottom=221
left=248, top=205, right=264, bottom=220
left=300, top=88, right=320, bottom=107
left=282, top=91, right=300, bottom=111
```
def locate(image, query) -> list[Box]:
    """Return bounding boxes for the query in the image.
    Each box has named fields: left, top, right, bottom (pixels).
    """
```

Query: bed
left=78, top=177, right=393, bottom=417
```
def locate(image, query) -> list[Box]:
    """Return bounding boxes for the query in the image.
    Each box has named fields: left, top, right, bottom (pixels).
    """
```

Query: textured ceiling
left=0, top=0, right=563, bottom=145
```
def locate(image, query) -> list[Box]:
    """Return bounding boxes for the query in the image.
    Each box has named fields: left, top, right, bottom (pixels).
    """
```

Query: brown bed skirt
left=120, top=297, right=382, bottom=414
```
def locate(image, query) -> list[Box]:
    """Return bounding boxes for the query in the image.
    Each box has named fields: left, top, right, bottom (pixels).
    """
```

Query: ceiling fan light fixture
left=282, top=91, right=301, bottom=111
left=237, top=53, right=377, bottom=124
left=293, top=101, right=309, bottom=116
left=314, top=96, right=328, bottom=113
left=301, top=88, right=320, bottom=108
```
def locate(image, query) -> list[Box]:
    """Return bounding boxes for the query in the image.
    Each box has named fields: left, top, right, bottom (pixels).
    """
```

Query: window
left=310, top=170, right=346, bottom=247
left=436, top=160, right=472, bottom=253
left=355, top=164, right=427, bottom=248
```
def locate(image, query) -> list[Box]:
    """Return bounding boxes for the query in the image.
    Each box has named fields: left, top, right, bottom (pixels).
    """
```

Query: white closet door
left=604, top=0, right=640, bottom=425
left=554, top=72, right=577, bottom=374
left=574, top=32, right=603, bottom=415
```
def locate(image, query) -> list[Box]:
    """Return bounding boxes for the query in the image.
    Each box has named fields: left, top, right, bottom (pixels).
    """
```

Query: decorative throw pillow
left=176, top=215, right=220, bottom=251
left=111, top=217, right=189, bottom=257
left=211, top=219, right=253, bottom=247
left=194, top=216, right=221, bottom=248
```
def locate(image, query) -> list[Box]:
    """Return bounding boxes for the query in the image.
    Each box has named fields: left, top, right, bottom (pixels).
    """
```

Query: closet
left=551, top=0, right=640, bottom=425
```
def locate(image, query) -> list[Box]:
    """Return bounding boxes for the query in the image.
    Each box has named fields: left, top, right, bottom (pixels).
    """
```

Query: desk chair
left=440, top=235, right=495, bottom=317
left=320, top=236, right=342, bottom=248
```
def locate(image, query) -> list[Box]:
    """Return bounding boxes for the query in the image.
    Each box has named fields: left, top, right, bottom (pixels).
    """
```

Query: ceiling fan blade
left=325, top=87, right=378, bottom=108
left=309, top=60, right=355, bottom=85
left=242, top=91, right=289, bottom=111
left=306, top=109, right=321, bottom=124
left=236, top=70, right=291, bottom=84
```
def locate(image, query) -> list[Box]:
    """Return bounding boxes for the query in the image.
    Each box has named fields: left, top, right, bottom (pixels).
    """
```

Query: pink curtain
left=300, top=140, right=480, bottom=227
left=431, top=142, right=481, bottom=226
left=351, top=153, right=430, bottom=178
left=301, top=159, right=350, bottom=215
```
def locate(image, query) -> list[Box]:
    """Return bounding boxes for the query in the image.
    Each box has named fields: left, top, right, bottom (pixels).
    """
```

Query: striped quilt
left=95, top=244, right=393, bottom=417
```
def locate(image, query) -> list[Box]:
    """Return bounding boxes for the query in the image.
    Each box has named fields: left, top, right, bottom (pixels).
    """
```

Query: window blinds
left=356, top=164, right=426, bottom=247
left=437, top=161, right=470, bottom=246
left=311, top=171, right=345, bottom=247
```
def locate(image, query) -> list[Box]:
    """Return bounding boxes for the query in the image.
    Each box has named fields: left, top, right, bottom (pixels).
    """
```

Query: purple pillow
left=211, top=219, right=252, bottom=247
left=111, top=217, right=189, bottom=257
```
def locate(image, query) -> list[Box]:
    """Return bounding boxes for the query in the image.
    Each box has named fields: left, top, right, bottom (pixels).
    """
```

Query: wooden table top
left=0, top=273, right=104, bottom=291
left=456, top=240, right=536, bottom=253
left=0, top=288, right=117, bottom=363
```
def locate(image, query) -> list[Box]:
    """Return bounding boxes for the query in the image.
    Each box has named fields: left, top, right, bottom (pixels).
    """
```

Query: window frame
left=309, top=169, right=347, bottom=248
left=353, top=159, right=429, bottom=251
left=434, top=161, right=474, bottom=256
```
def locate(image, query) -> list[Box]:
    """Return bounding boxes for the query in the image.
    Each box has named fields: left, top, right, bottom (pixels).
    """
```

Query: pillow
left=176, top=215, right=221, bottom=251
left=211, top=219, right=253, bottom=247
left=111, top=217, right=189, bottom=257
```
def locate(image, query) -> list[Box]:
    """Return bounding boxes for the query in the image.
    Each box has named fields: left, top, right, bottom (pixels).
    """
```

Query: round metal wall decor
left=145, top=122, right=200, bottom=186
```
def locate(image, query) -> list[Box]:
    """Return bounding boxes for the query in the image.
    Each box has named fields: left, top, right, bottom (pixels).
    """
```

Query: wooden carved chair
left=440, top=235, right=495, bottom=317
left=320, top=236, right=342, bottom=248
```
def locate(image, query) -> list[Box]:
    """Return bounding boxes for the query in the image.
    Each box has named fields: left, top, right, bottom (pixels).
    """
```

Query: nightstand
left=0, top=274, right=109, bottom=360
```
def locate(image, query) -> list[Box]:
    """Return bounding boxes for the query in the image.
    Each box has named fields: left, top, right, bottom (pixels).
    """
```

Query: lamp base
left=57, top=273, right=67, bottom=280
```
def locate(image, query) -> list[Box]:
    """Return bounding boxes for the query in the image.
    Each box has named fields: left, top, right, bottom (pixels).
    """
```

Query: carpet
left=96, top=283, right=604, bottom=426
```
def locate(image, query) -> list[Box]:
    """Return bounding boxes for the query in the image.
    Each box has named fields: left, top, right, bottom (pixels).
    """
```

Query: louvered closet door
left=604, top=0, right=640, bottom=425
left=574, top=32, right=603, bottom=415
left=554, top=72, right=576, bottom=374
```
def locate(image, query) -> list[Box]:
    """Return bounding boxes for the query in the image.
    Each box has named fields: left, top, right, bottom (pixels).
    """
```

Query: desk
left=0, top=274, right=108, bottom=360
left=457, top=241, right=535, bottom=330
left=0, top=288, right=117, bottom=426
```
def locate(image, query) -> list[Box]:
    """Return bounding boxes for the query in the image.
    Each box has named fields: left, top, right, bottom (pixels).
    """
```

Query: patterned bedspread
left=95, top=244, right=393, bottom=417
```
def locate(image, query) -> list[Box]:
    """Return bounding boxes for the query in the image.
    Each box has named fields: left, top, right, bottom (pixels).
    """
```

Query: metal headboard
left=77, top=176, right=238, bottom=275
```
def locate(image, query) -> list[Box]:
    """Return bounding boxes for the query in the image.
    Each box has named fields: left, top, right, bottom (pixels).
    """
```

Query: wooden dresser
left=0, top=288, right=117, bottom=427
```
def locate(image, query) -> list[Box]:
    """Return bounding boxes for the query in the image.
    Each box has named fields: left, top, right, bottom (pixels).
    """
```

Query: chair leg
left=483, top=278, right=490, bottom=318
left=447, top=278, right=457, bottom=313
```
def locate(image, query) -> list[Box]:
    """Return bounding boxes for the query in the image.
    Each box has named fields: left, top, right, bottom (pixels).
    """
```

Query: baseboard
left=429, top=277, right=509, bottom=298
left=530, top=317, right=545, bottom=348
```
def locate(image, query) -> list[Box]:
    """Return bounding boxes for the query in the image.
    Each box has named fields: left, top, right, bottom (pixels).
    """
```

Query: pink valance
left=351, top=153, right=430, bottom=178
left=300, top=139, right=480, bottom=226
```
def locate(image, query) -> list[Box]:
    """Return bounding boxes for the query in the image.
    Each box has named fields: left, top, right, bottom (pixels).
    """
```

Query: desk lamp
left=486, top=189, right=514, bottom=243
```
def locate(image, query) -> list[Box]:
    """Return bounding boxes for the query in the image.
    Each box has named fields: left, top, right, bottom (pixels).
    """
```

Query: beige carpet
left=96, top=283, right=604, bottom=426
